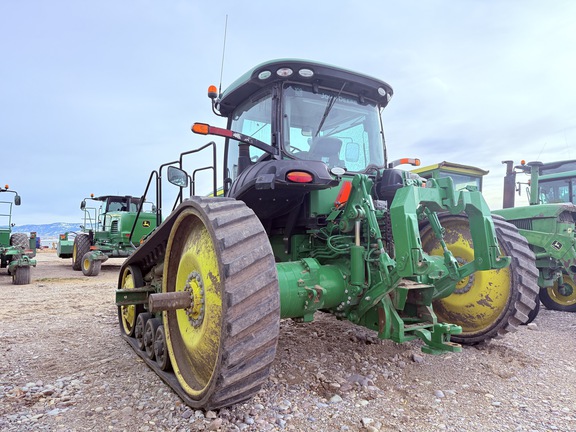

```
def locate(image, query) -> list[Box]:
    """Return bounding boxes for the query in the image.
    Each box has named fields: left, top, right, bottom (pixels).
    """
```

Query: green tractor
left=57, top=194, right=157, bottom=276
left=414, top=159, right=576, bottom=315
left=115, top=59, right=537, bottom=409
left=0, top=185, right=37, bottom=285
left=498, top=160, right=576, bottom=312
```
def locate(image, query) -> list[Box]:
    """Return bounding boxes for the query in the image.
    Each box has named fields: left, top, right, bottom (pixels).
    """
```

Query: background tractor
left=57, top=194, right=157, bottom=276
left=414, top=159, right=576, bottom=315
left=115, top=59, right=537, bottom=409
left=499, top=160, right=576, bottom=312
left=0, top=185, right=36, bottom=285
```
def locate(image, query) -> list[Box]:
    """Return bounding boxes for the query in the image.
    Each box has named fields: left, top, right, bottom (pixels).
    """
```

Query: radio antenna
left=218, top=15, right=228, bottom=96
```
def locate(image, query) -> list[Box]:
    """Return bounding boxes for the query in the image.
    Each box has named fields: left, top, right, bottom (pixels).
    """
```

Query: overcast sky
left=2, top=1, right=576, bottom=225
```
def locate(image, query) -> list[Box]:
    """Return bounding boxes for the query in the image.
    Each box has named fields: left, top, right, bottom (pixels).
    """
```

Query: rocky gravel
left=1, top=250, right=575, bottom=431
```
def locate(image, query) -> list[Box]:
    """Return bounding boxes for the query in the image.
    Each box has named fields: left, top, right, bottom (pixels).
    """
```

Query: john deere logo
left=142, top=220, right=151, bottom=228
left=551, top=240, right=562, bottom=250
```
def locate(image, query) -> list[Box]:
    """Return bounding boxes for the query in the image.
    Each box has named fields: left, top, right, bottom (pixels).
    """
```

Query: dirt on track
left=1, top=250, right=576, bottom=432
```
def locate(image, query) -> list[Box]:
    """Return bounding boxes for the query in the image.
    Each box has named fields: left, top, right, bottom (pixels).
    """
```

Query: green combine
left=115, top=59, right=537, bottom=409
left=0, top=185, right=36, bottom=285
left=57, top=195, right=157, bottom=276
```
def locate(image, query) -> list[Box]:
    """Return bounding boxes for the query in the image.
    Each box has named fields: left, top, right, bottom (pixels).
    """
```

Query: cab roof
left=413, top=161, right=489, bottom=177
left=217, top=58, right=394, bottom=116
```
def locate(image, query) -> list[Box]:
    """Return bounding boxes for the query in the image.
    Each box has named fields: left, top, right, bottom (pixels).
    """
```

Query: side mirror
left=167, top=166, right=189, bottom=188
left=345, top=142, right=360, bottom=163
left=14, top=195, right=21, bottom=206
left=80, top=200, right=86, bottom=210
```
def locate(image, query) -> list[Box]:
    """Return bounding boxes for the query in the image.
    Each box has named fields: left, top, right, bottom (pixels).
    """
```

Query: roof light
left=258, top=70, right=271, bottom=80
left=378, top=87, right=387, bottom=96
left=298, top=68, right=314, bottom=78
left=521, top=160, right=526, bottom=165
left=207, top=85, right=218, bottom=99
left=4, top=184, right=8, bottom=189
left=287, top=171, right=313, bottom=183
left=276, top=67, right=293, bottom=77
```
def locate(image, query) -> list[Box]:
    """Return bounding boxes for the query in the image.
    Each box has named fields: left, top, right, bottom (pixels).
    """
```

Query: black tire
left=12, top=266, right=31, bottom=285
left=72, top=234, right=91, bottom=271
left=163, top=197, right=280, bottom=409
left=421, top=214, right=539, bottom=344
left=539, top=275, right=576, bottom=312
left=524, top=296, right=541, bottom=324
left=81, top=252, right=101, bottom=276
left=10, top=233, right=29, bottom=249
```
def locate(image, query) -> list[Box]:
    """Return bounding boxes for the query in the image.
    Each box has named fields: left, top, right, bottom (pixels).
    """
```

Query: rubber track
left=453, top=215, right=539, bottom=344
left=121, top=197, right=280, bottom=410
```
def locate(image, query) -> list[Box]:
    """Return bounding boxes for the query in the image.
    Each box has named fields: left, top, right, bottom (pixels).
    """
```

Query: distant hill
left=11, top=222, right=81, bottom=240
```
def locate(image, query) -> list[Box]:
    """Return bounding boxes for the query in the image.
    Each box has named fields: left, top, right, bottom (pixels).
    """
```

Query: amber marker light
left=4, top=184, right=8, bottom=189
left=286, top=171, right=313, bottom=183
left=399, top=158, right=420, bottom=166
left=207, top=85, right=218, bottom=99
left=192, top=123, right=210, bottom=135
left=521, top=160, right=526, bottom=165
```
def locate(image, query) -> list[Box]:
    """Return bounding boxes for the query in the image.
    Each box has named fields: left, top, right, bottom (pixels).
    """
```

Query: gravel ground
left=1, top=250, right=575, bottom=432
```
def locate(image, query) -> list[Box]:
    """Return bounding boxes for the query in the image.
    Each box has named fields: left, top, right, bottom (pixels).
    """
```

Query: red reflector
left=335, top=181, right=352, bottom=208
left=287, top=171, right=313, bottom=183
left=89, top=246, right=98, bottom=251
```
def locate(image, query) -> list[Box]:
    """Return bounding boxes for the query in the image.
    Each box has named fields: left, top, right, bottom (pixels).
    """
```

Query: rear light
left=90, top=246, right=99, bottom=251
left=286, top=171, right=313, bottom=183
left=60, top=234, right=66, bottom=240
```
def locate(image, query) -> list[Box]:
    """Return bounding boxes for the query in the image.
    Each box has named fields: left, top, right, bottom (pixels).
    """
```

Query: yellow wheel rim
left=164, top=209, right=222, bottom=398
left=423, top=217, right=512, bottom=335
left=120, top=268, right=138, bottom=335
left=547, top=275, right=576, bottom=307
left=73, top=243, right=78, bottom=262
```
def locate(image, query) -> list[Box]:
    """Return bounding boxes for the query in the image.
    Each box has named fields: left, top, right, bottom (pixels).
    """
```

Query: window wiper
left=314, top=82, right=347, bottom=137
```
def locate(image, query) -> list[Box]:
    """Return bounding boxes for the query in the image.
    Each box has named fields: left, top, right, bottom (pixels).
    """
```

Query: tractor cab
left=192, top=59, right=408, bottom=228
left=533, top=160, right=576, bottom=205
left=215, top=59, right=391, bottom=183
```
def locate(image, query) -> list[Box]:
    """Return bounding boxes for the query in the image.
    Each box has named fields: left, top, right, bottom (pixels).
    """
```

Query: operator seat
left=308, top=137, right=344, bottom=168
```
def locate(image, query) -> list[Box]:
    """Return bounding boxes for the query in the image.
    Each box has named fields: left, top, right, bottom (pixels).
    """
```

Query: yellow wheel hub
left=164, top=209, right=222, bottom=398
left=423, top=218, right=511, bottom=335
left=120, top=269, right=138, bottom=335
left=548, top=275, right=576, bottom=307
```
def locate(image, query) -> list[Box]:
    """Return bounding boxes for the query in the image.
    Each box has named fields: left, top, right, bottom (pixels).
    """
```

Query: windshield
left=227, top=90, right=273, bottom=181
left=438, top=172, right=482, bottom=191
left=539, top=178, right=576, bottom=204
left=282, top=84, right=384, bottom=171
